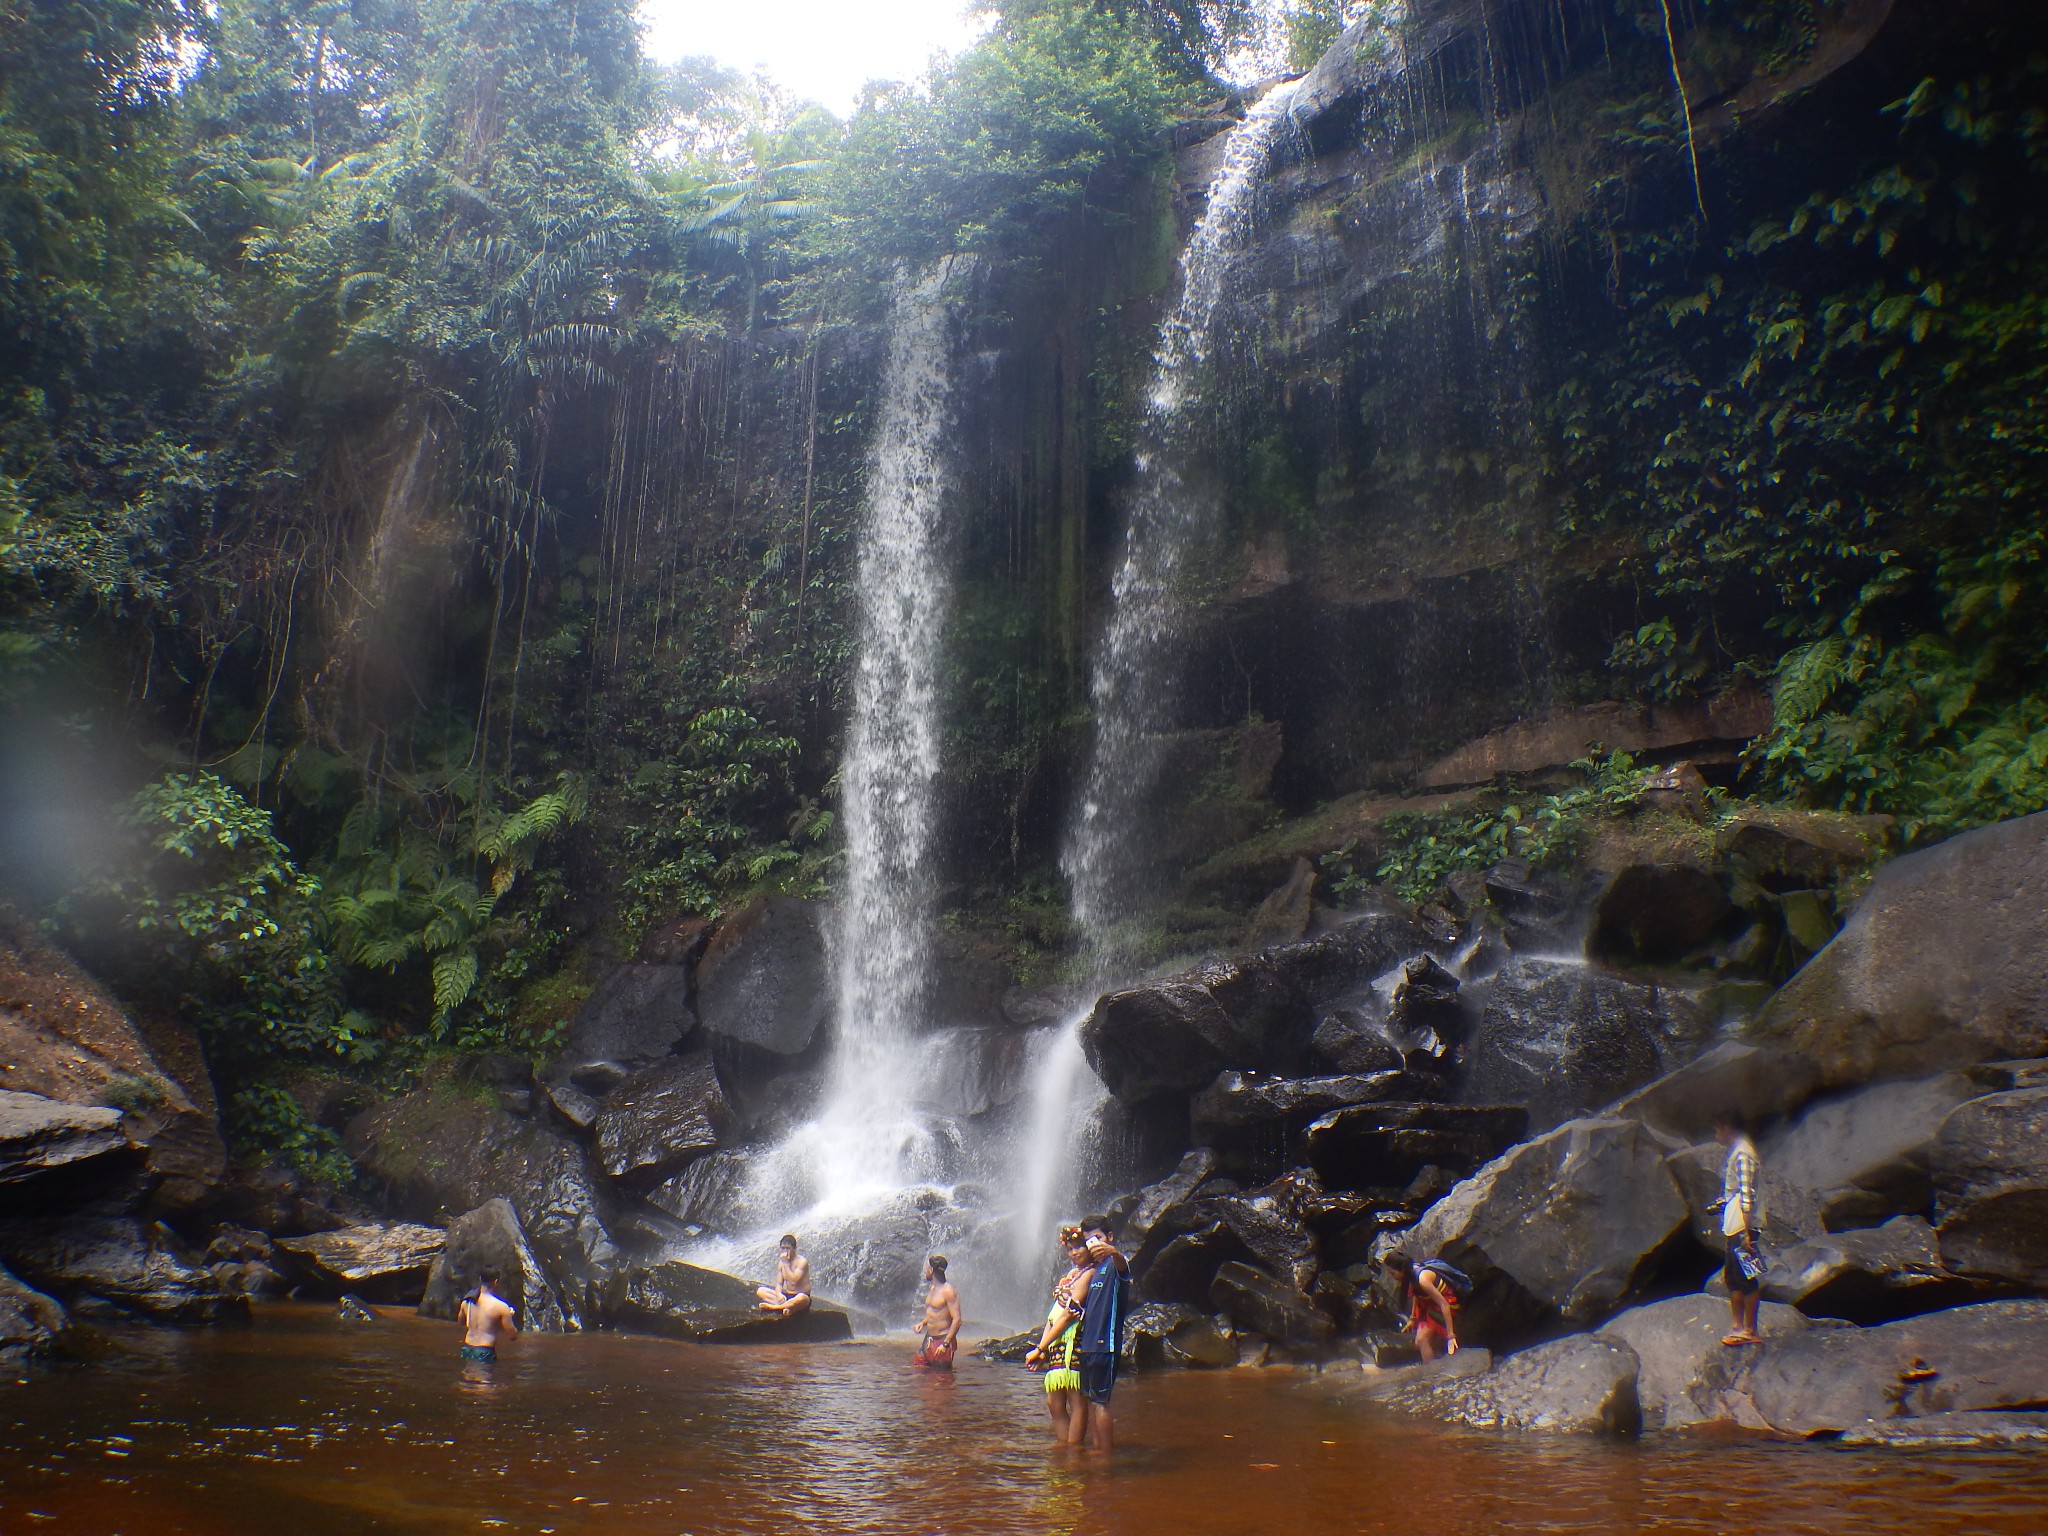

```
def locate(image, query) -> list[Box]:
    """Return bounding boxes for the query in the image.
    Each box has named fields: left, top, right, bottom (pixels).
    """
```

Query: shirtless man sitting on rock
left=458, top=1267, right=519, bottom=1364
left=757, top=1234, right=812, bottom=1318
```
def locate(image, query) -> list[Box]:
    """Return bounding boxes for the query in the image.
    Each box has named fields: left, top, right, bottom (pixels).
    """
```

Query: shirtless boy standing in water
left=912, top=1255, right=960, bottom=1370
left=458, top=1267, right=519, bottom=1363
left=756, top=1235, right=812, bottom=1318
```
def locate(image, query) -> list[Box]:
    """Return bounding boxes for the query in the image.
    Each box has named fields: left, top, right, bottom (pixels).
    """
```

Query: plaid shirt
left=1720, top=1137, right=1760, bottom=1236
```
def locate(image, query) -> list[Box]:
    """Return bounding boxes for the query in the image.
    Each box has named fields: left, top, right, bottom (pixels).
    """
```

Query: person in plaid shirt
left=1713, top=1115, right=1765, bottom=1346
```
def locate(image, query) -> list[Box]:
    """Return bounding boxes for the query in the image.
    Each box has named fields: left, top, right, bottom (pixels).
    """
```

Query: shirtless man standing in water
left=912, top=1255, right=960, bottom=1369
left=458, top=1267, right=519, bottom=1364
left=756, top=1235, right=812, bottom=1318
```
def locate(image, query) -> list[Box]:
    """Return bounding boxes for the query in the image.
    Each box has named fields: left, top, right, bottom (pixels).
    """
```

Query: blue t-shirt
left=1077, top=1256, right=1130, bottom=1355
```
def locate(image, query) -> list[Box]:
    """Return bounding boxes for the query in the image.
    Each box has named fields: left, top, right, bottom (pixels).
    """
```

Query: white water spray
left=1010, top=83, right=1307, bottom=1282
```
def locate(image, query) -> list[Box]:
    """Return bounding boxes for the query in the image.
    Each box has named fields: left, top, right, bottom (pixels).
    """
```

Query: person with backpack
left=1383, top=1252, right=1466, bottom=1360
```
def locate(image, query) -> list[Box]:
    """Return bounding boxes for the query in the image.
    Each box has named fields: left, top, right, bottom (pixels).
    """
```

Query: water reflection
left=1, top=1307, right=2045, bottom=1535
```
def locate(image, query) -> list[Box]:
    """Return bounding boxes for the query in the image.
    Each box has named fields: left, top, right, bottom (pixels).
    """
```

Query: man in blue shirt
left=1074, top=1215, right=1131, bottom=1452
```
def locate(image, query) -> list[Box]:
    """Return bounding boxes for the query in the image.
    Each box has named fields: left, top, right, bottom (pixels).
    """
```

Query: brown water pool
left=1, top=1305, right=2044, bottom=1534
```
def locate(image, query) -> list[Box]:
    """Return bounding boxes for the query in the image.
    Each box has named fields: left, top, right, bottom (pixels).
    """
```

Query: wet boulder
left=1080, top=956, right=1315, bottom=1103
left=1208, top=1261, right=1334, bottom=1352
left=1307, top=1009, right=1405, bottom=1076
left=1136, top=1224, right=1250, bottom=1308
left=1596, top=1294, right=1818, bottom=1430
left=1607, top=1042, right=1824, bottom=1145
left=1763, top=1073, right=1977, bottom=1229
left=1587, top=862, right=1734, bottom=966
left=1404, top=1117, right=1689, bottom=1338
left=769, top=1186, right=975, bottom=1319
left=0, top=1263, right=68, bottom=1361
left=1748, top=811, right=2048, bottom=1087
left=0, top=1213, right=246, bottom=1323
left=1702, top=1299, right=2048, bottom=1437
left=693, top=897, right=832, bottom=1057
left=1462, top=959, right=1711, bottom=1132
left=345, top=1086, right=626, bottom=1327
left=1386, top=1333, right=1643, bottom=1436
left=273, top=1222, right=444, bottom=1304
left=1744, top=1216, right=1989, bottom=1324
left=591, top=1050, right=739, bottom=1186
left=604, top=1257, right=854, bottom=1344
left=417, top=1199, right=570, bottom=1333
left=647, top=1149, right=751, bottom=1236
left=916, top=1027, right=1032, bottom=1118
left=1382, top=955, right=1466, bottom=1069
left=1303, top=1102, right=1528, bottom=1191
left=1190, top=1069, right=1447, bottom=1153
left=0, top=1090, right=127, bottom=1195
left=1928, top=1086, right=2048, bottom=1287
left=544, top=964, right=696, bottom=1096
left=1262, top=905, right=1434, bottom=1007
left=1123, top=1301, right=1237, bottom=1368
left=1121, top=1148, right=1218, bottom=1256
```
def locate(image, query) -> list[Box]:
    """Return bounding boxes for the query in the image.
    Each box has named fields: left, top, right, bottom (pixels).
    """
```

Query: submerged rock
left=1748, top=811, right=2048, bottom=1086
left=1927, top=1086, right=2048, bottom=1287
left=693, top=897, right=832, bottom=1057
left=273, top=1222, right=445, bottom=1304
left=0, top=1263, right=68, bottom=1360
left=1385, top=1333, right=1642, bottom=1436
left=1838, top=1410, right=2048, bottom=1448
left=418, top=1199, right=570, bottom=1333
left=1403, top=1117, right=1689, bottom=1339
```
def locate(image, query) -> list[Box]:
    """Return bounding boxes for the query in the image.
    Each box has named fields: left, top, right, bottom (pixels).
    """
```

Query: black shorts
left=1723, top=1240, right=1762, bottom=1295
left=1077, top=1351, right=1116, bottom=1405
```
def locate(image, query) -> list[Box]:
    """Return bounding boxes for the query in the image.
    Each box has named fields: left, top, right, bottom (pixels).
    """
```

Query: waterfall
left=1009, top=83, right=1307, bottom=1281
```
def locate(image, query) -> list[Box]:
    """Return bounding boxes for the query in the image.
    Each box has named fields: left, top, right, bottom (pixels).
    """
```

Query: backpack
left=1417, top=1259, right=1474, bottom=1300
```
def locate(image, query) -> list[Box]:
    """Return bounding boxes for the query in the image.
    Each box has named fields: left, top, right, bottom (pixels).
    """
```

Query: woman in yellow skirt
left=1025, top=1225, right=1097, bottom=1445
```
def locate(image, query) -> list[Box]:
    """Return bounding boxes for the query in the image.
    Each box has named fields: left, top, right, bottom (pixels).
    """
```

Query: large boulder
left=1748, top=811, right=2048, bottom=1086
left=0, top=1213, right=246, bottom=1323
left=591, top=1051, right=739, bottom=1186
left=603, top=1258, right=852, bottom=1343
left=417, top=1198, right=570, bottom=1333
left=0, top=907, right=225, bottom=1210
left=1404, top=1117, right=1689, bottom=1337
left=1462, top=959, right=1712, bottom=1131
left=693, top=897, right=831, bottom=1056
left=1607, top=1042, right=1824, bottom=1145
left=544, top=964, right=696, bottom=1095
left=1123, top=1301, right=1237, bottom=1368
left=0, top=1090, right=127, bottom=1194
left=1080, top=957, right=1313, bottom=1104
left=1697, top=1299, right=2048, bottom=1436
left=273, top=1222, right=444, bottom=1304
left=1744, top=1216, right=1987, bottom=1324
left=1263, top=906, right=1436, bottom=1008
left=1762, top=1073, right=1976, bottom=1229
left=1385, top=1333, right=1643, bottom=1436
left=1303, top=1102, right=1528, bottom=1191
left=1927, top=1086, right=2048, bottom=1286
left=1208, top=1261, right=1334, bottom=1351
left=0, top=1263, right=68, bottom=1361
left=1596, top=1294, right=1818, bottom=1429
left=1121, top=1148, right=1219, bottom=1256
left=1307, top=1009, right=1406, bottom=1076
left=345, top=1085, right=625, bottom=1326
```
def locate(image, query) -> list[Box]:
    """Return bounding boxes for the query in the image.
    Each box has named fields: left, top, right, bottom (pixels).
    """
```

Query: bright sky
left=638, top=0, right=990, bottom=116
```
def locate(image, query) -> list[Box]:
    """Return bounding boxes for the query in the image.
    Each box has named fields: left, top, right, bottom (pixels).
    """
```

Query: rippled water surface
left=3, top=1307, right=2046, bottom=1534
